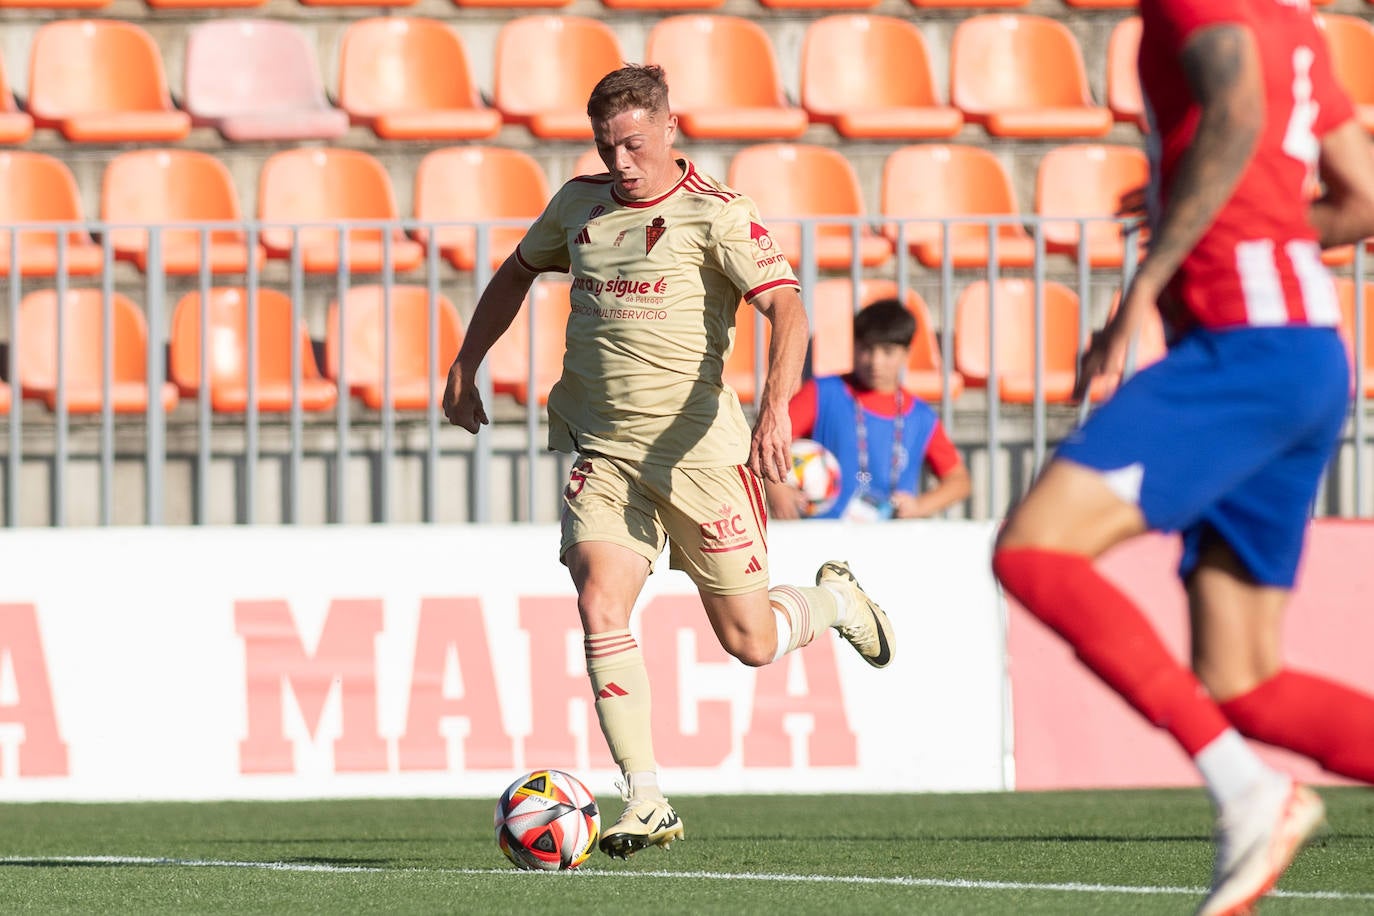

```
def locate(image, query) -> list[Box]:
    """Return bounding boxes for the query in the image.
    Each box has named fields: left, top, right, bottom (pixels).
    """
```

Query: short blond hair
left=587, top=64, right=670, bottom=123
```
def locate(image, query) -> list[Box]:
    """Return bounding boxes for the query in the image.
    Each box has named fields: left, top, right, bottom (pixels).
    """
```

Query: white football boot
left=599, top=791, right=685, bottom=859
left=817, top=560, right=895, bottom=669
left=1196, top=778, right=1326, bottom=916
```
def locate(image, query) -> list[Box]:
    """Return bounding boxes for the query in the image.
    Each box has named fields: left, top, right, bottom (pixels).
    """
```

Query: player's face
left=852, top=342, right=908, bottom=393
left=592, top=107, right=680, bottom=201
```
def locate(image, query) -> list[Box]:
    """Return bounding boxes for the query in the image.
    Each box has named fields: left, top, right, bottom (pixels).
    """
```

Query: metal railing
left=1, top=215, right=1368, bottom=525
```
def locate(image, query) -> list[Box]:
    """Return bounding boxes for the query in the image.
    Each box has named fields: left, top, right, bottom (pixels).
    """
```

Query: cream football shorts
left=559, top=453, right=771, bottom=595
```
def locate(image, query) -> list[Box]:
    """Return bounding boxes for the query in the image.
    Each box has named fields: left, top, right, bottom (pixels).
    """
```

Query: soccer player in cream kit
left=444, top=65, right=897, bottom=859
left=993, top=0, right=1374, bottom=913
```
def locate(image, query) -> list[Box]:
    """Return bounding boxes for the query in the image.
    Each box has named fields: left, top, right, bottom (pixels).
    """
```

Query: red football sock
left=993, top=546, right=1229, bottom=755
left=1221, top=670, right=1374, bottom=783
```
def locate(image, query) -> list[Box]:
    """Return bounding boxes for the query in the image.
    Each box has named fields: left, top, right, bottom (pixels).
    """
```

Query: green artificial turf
left=0, top=788, right=1370, bottom=914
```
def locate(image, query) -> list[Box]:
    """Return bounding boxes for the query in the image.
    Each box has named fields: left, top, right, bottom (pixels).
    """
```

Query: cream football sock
left=585, top=629, right=657, bottom=780
left=768, top=585, right=844, bottom=661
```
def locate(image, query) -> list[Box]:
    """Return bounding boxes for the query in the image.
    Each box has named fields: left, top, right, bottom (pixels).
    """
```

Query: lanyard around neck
left=853, top=390, right=908, bottom=498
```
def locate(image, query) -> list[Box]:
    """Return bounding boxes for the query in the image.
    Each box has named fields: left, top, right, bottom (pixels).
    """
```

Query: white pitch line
left=2, top=856, right=1372, bottom=904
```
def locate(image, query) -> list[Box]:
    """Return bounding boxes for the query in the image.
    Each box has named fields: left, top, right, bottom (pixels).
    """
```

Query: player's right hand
left=442, top=362, right=489, bottom=433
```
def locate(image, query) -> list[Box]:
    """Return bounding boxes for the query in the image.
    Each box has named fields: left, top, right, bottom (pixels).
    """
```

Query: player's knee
left=576, top=586, right=631, bottom=634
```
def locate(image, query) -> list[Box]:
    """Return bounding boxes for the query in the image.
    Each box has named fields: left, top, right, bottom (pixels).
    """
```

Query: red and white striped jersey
left=1140, top=0, right=1353, bottom=330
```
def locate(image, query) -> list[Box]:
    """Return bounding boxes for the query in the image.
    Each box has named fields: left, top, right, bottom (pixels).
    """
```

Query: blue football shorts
left=1054, top=325, right=1349, bottom=587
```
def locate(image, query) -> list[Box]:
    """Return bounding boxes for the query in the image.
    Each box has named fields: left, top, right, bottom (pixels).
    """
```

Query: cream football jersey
left=514, top=160, right=800, bottom=467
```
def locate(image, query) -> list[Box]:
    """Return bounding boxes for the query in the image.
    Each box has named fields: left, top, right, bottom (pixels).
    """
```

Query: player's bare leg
left=1188, top=541, right=1326, bottom=916
left=566, top=542, right=682, bottom=859
left=699, top=574, right=893, bottom=669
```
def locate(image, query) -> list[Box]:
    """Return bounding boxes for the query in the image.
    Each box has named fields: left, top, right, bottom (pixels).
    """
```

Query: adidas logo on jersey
left=745, top=556, right=762, bottom=574
left=573, top=226, right=591, bottom=245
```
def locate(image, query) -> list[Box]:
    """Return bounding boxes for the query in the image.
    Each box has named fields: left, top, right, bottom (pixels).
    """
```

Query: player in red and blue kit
left=992, top=1, right=1374, bottom=913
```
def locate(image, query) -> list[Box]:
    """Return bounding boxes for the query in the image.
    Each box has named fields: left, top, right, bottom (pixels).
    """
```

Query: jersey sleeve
left=923, top=420, right=963, bottom=478
left=514, top=186, right=572, bottom=274
left=1311, top=36, right=1357, bottom=135
left=708, top=196, right=800, bottom=302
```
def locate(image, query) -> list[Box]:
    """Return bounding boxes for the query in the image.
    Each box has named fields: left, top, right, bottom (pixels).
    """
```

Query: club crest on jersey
left=588, top=205, right=606, bottom=220
left=645, top=217, right=667, bottom=254
left=750, top=222, right=774, bottom=251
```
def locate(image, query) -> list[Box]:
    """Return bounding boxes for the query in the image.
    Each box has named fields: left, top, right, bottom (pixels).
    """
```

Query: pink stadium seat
left=184, top=20, right=348, bottom=142
left=28, top=20, right=190, bottom=142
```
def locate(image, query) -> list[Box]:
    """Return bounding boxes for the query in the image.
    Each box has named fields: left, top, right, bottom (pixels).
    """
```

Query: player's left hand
left=749, top=403, right=793, bottom=484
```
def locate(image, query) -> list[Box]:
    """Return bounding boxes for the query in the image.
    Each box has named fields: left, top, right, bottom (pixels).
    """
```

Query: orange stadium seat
left=1091, top=290, right=1168, bottom=400
left=0, top=0, right=108, bottom=11
left=727, top=144, right=892, bottom=271
left=601, top=0, right=719, bottom=10
left=1107, top=17, right=1146, bottom=130
left=326, top=286, right=463, bottom=410
left=28, top=21, right=190, bottom=143
left=18, top=290, right=178, bottom=414
left=801, top=15, right=962, bottom=140
left=492, top=17, right=623, bottom=140
left=1036, top=144, right=1150, bottom=268
left=413, top=147, right=550, bottom=271
left=646, top=16, right=809, bottom=140
left=170, top=288, right=338, bottom=412
left=299, top=0, right=413, bottom=12
left=147, top=0, right=264, bottom=10
left=338, top=18, right=502, bottom=141
left=0, top=152, right=104, bottom=277
left=258, top=148, right=422, bottom=274
left=0, top=54, right=33, bottom=143
left=955, top=279, right=1083, bottom=403
left=723, top=300, right=772, bottom=405
left=909, top=0, right=1023, bottom=8
left=1061, top=0, right=1133, bottom=8
left=762, top=0, right=872, bottom=11
left=881, top=145, right=1035, bottom=269
left=455, top=0, right=567, bottom=10
left=810, top=278, right=964, bottom=401
left=102, top=149, right=266, bottom=275
left=950, top=14, right=1112, bottom=139
left=184, top=20, right=348, bottom=143
left=1318, top=15, right=1374, bottom=133
left=1334, top=278, right=1374, bottom=396
left=573, top=148, right=608, bottom=177
left=488, top=281, right=573, bottom=406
